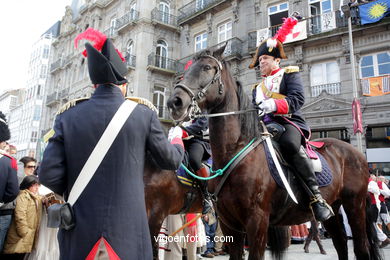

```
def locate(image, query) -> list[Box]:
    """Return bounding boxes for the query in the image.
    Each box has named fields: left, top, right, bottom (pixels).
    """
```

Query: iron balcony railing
left=151, top=8, right=178, bottom=27
left=50, top=58, right=62, bottom=72
left=103, top=27, right=117, bottom=38
left=248, top=8, right=360, bottom=52
left=178, top=0, right=227, bottom=24
left=46, top=92, right=59, bottom=105
left=311, top=82, right=341, bottom=97
left=115, top=10, right=140, bottom=30
left=59, top=89, right=69, bottom=99
left=148, top=54, right=183, bottom=72
left=125, top=54, right=136, bottom=68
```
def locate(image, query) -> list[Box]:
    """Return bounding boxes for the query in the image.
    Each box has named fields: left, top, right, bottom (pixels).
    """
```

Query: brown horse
left=144, top=154, right=203, bottom=258
left=167, top=47, right=382, bottom=260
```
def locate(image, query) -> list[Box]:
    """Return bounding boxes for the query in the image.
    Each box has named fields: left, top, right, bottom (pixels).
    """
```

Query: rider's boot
left=291, top=147, right=334, bottom=222
left=196, top=166, right=209, bottom=178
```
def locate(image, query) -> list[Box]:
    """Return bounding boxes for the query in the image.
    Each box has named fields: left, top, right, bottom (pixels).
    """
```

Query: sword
left=265, top=136, right=298, bottom=204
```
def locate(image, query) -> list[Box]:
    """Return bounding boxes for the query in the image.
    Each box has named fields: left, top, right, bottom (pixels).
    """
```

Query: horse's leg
left=343, top=197, right=372, bottom=260
left=303, top=226, right=314, bottom=253
left=148, top=209, right=167, bottom=260
left=321, top=204, right=349, bottom=260
left=313, top=223, right=327, bottom=255
left=246, top=214, right=269, bottom=260
left=219, top=220, right=245, bottom=260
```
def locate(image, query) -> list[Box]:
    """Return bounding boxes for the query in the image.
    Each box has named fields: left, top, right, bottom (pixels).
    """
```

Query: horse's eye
left=203, top=65, right=212, bottom=71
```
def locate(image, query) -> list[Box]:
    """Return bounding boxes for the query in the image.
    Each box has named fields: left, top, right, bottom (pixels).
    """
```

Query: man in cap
left=249, top=17, right=334, bottom=222
left=0, top=111, right=19, bottom=251
left=39, top=28, right=184, bottom=260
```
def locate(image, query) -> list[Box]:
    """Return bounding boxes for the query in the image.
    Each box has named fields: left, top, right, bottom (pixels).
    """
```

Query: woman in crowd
left=2, top=176, right=44, bottom=260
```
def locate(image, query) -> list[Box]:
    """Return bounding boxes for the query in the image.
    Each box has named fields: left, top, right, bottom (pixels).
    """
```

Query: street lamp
left=342, top=4, right=363, bottom=153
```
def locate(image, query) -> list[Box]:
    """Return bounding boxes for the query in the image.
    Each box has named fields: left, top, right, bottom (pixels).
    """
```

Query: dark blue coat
left=39, top=85, right=184, bottom=260
left=0, top=153, right=18, bottom=203
left=252, top=71, right=310, bottom=136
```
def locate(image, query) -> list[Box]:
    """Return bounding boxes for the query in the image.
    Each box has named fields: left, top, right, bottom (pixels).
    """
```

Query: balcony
left=46, top=92, right=59, bottom=106
left=115, top=10, right=139, bottom=33
left=218, top=37, right=243, bottom=60
left=50, top=58, right=62, bottom=73
left=125, top=54, right=136, bottom=69
left=311, top=82, right=341, bottom=97
left=59, top=89, right=69, bottom=99
left=151, top=8, right=179, bottom=30
left=147, top=54, right=183, bottom=75
left=103, top=27, right=117, bottom=38
left=90, top=0, right=115, bottom=9
left=178, top=0, right=229, bottom=25
left=62, top=54, right=73, bottom=68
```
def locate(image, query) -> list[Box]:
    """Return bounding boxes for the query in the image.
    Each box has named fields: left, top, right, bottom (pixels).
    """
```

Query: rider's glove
left=259, top=99, right=276, bottom=114
left=168, top=126, right=183, bottom=142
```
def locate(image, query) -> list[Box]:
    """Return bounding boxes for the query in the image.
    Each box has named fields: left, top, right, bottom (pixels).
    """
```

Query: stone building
left=41, top=0, right=390, bottom=174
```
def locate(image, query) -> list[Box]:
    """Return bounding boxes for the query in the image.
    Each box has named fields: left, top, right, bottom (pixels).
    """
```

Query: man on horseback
left=249, top=17, right=334, bottom=222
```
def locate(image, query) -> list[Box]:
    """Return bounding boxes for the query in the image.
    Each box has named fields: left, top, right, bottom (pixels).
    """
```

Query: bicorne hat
left=249, top=17, right=298, bottom=69
left=74, top=28, right=128, bottom=85
left=0, top=112, right=10, bottom=143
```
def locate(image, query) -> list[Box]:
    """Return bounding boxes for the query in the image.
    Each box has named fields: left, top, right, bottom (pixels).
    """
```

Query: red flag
left=352, top=98, right=363, bottom=134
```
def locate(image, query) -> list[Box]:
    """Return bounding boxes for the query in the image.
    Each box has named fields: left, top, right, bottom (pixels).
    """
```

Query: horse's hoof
left=304, top=248, right=309, bottom=253
left=321, top=250, right=327, bottom=255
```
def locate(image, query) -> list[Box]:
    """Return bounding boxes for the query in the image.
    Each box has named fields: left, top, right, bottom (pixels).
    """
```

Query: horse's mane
left=235, top=80, right=261, bottom=140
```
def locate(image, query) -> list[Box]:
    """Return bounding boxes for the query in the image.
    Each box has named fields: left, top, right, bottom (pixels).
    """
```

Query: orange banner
left=362, top=75, right=390, bottom=96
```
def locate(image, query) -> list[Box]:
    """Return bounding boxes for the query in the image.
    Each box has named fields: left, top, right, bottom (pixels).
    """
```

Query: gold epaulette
left=284, top=66, right=300, bottom=73
left=125, top=97, right=158, bottom=114
left=57, top=98, right=89, bottom=115
left=43, top=129, right=55, bottom=143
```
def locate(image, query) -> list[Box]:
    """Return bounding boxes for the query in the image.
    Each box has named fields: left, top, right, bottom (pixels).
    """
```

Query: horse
left=144, top=154, right=203, bottom=259
left=166, top=46, right=382, bottom=260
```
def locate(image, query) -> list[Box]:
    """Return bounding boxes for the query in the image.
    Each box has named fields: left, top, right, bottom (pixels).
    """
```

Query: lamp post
left=341, top=4, right=363, bottom=152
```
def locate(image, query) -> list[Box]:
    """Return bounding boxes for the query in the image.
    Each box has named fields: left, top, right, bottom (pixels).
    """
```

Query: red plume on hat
left=266, top=17, right=298, bottom=49
left=74, top=28, right=107, bottom=57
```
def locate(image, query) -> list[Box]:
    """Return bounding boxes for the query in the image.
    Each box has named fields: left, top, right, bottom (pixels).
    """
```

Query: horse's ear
left=211, top=42, right=227, bottom=59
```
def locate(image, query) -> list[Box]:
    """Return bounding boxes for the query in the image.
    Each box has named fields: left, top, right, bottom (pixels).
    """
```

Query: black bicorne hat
left=249, top=17, right=298, bottom=69
left=0, top=111, right=10, bottom=143
left=75, top=28, right=128, bottom=85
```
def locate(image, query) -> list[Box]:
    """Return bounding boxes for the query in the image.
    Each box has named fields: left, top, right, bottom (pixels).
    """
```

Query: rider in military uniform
left=248, top=20, right=334, bottom=222
left=39, top=28, right=184, bottom=260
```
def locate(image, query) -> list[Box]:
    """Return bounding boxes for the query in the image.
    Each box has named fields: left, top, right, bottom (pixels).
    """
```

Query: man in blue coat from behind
left=39, top=28, right=185, bottom=260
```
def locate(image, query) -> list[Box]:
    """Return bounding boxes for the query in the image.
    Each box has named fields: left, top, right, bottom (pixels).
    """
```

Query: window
left=195, top=32, right=207, bottom=52
left=360, top=52, right=390, bottom=78
left=309, top=0, right=334, bottom=33
left=153, top=86, right=166, bottom=118
left=218, top=21, right=232, bottom=43
left=30, top=131, right=38, bottom=142
left=43, top=45, right=50, bottom=59
left=126, top=40, right=135, bottom=67
left=40, top=65, right=47, bottom=78
left=159, top=1, right=170, bottom=23
left=268, top=2, right=289, bottom=28
left=110, top=18, right=116, bottom=35
left=366, top=126, right=390, bottom=148
left=310, top=62, right=340, bottom=96
left=311, top=129, right=350, bottom=142
left=156, top=40, right=168, bottom=69
left=311, top=62, right=340, bottom=85
left=33, top=106, right=41, bottom=121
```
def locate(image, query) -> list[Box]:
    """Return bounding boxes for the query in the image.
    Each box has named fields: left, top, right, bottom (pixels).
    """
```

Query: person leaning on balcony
left=248, top=17, right=334, bottom=222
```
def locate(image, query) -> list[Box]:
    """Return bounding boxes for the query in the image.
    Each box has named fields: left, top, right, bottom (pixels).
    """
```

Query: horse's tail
left=267, top=225, right=289, bottom=260
left=365, top=196, right=384, bottom=260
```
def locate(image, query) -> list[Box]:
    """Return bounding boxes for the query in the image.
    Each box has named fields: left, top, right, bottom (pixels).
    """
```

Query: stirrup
left=309, top=195, right=335, bottom=221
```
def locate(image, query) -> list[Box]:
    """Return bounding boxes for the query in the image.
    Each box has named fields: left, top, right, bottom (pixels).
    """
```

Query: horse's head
left=167, top=45, right=227, bottom=122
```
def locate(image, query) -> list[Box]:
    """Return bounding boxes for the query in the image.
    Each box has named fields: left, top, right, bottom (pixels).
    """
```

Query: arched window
left=159, top=1, right=170, bottom=23
left=156, top=40, right=168, bottom=69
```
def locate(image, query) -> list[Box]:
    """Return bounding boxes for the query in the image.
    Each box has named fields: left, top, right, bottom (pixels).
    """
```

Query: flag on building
left=352, top=98, right=363, bottom=134
left=359, top=0, right=390, bottom=25
left=362, top=75, right=390, bottom=96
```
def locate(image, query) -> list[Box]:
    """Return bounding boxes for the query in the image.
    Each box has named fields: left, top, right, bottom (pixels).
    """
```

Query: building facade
left=9, top=23, right=60, bottom=159
left=40, top=0, right=390, bottom=175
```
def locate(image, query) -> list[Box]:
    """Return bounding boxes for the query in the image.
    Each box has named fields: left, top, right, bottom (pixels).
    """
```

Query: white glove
left=259, top=99, right=276, bottom=114
left=168, top=126, right=183, bottom=141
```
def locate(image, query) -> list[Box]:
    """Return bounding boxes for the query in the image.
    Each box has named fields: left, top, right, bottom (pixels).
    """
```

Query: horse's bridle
left=173, top=55, right=224, bottom=121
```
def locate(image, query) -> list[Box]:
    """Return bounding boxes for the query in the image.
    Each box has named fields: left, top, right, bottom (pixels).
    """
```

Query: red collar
left=262, top=68, right=282, bottom=77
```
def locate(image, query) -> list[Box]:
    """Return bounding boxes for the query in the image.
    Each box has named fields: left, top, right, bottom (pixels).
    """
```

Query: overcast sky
left=0, top=0, right=71, bottom=95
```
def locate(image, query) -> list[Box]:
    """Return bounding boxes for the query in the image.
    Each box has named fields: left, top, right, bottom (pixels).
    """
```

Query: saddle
left=265, top=123, right=333, bottom=188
